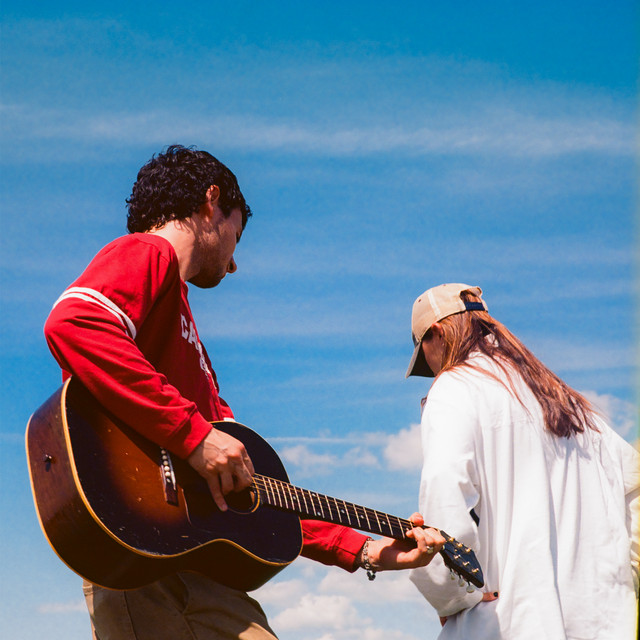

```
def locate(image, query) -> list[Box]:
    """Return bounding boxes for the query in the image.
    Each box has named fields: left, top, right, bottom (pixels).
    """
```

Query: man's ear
left=206, top=184, right=221, bottom=206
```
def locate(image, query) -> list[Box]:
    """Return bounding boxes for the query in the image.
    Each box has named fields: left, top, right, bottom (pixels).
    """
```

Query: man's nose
left=227, top=257, right=237, bottom=274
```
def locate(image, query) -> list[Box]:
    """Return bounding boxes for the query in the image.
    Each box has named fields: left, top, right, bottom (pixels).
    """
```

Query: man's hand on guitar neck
left=359, top=513, right=446, bottom=572
left=187, top=427, right=255, bottom=511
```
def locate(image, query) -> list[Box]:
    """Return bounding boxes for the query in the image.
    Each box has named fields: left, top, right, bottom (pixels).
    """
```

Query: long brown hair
left=431, top=289, right=597, bottom=438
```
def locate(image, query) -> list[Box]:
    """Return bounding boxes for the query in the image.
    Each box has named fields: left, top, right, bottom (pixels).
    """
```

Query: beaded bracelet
left=361, top=537, right=377, bottom=581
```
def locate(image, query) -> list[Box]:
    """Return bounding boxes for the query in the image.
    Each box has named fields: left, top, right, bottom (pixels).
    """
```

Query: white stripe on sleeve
left=52, top=286, right=137, bottom=339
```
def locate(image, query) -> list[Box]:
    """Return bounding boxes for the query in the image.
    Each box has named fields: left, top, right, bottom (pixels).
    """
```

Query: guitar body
left=26, top=378, right=303, bottom=591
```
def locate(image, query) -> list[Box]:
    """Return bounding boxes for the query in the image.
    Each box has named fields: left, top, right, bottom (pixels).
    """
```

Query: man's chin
left=187, top=273, right=223, bottom=289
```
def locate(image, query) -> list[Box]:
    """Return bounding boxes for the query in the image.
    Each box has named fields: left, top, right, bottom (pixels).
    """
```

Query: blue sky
left=1, top=2, right=637, bottom=639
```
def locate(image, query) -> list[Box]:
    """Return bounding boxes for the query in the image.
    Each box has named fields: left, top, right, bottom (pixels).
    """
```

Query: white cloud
left=37, top=600, right=85, bottom=614
left=383, top=424, right=423, bottom=471
left=344, top=446, right=379, bottom=468
left=270, top=593, right=362, bottom=631
left=256, top=559, right=440, bottom=640
left=257, top=577, right=314, bottom=607
left=280, top=444, right=380, bottom=476
left=280, top=445, right=339, bottom=470
left=582, top=390, right=638, bottom=439
left=274, top=423, right=427, bottom=476
left=2, top=103, right=634, bottom=160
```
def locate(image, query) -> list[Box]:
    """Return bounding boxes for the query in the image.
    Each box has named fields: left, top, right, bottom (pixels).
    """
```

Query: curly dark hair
left=126, top=145, right=252, bottom=233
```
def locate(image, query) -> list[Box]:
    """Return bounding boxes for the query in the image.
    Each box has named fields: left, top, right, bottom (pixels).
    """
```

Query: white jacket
left=411, top=353, right=639, bottom=639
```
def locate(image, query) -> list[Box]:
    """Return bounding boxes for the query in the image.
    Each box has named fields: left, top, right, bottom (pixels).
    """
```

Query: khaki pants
left=83, top=573, right=278, bottom=640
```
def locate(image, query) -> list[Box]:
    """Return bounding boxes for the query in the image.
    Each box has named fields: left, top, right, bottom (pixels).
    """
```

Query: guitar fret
left=328, top=496, right=337, bottom=521
left=369, top=509, right=380, bottom=531
left=331, top=497, right=343, bottom=525
left=310, top=492, right=325, bottom=519
left=254, top=475, right=264, bottom=502
left=322, top=495, right=332, bottom=521
left=268, top=477, right=281, bottom=508
left=365, top=507, right=373, bottom=531
left=286, top=483, right=296, bottom=511
left=348, top=503, right=361, bottom=529
left=279, top=480, right=291, bottom=510
left=260, top=477, right=273, bottom=504
left=393, top=516, right=408, bottom=538
left=280, top=480, right=289, bottom=510
left=350, top=504, right=360, bottom=528
left=263, top=476, right=273, bottom=506
left=291, top=485, right=303, bottom=512
left=357, top=505, right=371, bottom=530
left=280, top=479, right=294, bottom=511
left=352, top=503, right=362, bottom=528
left=339, top=499, right=352, bottom=526
left=298, top=487, right=310, bottom=515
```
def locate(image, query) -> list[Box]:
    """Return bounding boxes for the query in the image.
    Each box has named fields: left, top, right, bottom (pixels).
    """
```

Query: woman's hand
left=440, top=591, right=498, bottom=626
left=359, top=513, right=446, bottom=571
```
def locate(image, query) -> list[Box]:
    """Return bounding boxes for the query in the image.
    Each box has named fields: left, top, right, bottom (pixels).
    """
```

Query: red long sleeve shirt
left=44, top=233, right=366, bottom=571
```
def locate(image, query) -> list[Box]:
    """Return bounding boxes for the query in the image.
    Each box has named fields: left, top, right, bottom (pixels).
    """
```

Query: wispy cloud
left=2, top=104, right=634, bottom=160
left=0, top=433, right=25, bottom=443
left=3, top=13, right=635, bottom=169
left=37, top=600, right=85, bottom=614
left=532, top=339, right=635, bottom=374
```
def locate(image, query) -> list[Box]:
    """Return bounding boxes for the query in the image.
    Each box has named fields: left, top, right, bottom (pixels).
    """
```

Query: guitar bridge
left=160, top=448, right=179, bottom=506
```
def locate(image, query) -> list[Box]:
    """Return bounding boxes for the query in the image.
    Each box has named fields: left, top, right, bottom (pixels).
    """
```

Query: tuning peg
left=450, top=570, right=456, bottom=581
left=466, top=583, right=475, bottom=593
left=458, top=577, right=466, bottom=587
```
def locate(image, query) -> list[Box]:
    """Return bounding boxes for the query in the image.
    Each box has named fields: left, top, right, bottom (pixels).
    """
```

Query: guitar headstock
left=438, top=530, right=484, bottom=589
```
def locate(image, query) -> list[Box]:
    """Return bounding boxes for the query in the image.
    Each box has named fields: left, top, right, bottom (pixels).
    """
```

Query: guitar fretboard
left=252, top=474, right=411, bottom=540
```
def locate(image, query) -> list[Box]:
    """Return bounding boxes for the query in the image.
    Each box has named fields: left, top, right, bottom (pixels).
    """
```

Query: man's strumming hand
left=187, top=428, right=255, bottom=511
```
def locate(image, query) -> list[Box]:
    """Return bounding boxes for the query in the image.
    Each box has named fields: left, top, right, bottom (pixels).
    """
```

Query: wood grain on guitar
left=26, top=378, right=484, bottom=592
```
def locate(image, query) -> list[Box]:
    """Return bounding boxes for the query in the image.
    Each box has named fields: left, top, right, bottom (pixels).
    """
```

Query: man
left=44, top=145, right=445, bottom=639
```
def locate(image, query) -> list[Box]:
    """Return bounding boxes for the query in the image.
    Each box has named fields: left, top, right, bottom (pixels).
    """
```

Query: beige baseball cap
left=405, top=283, right=488, bottom=378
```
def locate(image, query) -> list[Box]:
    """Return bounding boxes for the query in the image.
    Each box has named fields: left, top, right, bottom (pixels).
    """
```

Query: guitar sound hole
left=183, top=485, right=259, bottom=533
left=226, top=487, right=258, bottom=514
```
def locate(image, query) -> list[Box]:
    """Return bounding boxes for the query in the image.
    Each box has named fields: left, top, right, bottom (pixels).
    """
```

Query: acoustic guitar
left=26, top=378, right=484, bottom=592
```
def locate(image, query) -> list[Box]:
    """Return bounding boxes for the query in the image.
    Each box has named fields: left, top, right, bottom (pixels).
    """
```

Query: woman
left=406, top=283, right=638, bottom=639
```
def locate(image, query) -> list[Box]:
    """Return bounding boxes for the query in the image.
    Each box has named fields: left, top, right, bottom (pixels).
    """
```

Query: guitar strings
left=249, top=474, right=482, bottom=587
left=250, top=474, right=410, bottom=539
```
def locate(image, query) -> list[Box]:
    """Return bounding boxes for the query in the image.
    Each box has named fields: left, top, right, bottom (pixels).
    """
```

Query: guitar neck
left=253, top=474, right=412, bottom=540
left=251, top=473, right=485, bottom=589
